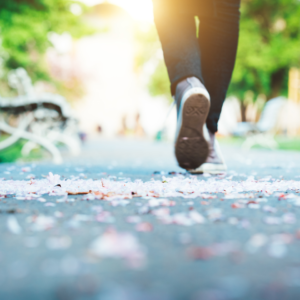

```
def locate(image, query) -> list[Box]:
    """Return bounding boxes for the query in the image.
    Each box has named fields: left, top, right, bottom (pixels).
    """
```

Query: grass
left=0, top=136, right=44, bottom=163
left=217, top=135, right=300, bottom=151
left=217, top=136, right=244, bottom=147
left=276, top=136, right=300, bottom=151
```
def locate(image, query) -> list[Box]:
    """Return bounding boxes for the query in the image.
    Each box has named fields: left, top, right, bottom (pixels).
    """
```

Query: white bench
left=0, top=68, right=81, bottom=164
left=232, top=97, right=286, bottom=150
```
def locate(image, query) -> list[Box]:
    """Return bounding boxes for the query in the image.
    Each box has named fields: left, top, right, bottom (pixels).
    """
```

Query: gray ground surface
left=1, top=138, right=300, bottom=300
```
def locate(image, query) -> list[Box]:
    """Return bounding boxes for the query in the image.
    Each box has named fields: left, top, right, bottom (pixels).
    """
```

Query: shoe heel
left=175, top=93, right=210, bottom=169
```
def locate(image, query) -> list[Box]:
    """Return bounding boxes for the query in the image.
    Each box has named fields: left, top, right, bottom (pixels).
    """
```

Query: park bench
left=0, top=68, right=81, bottom=164
left=232, top=96, right=286, bottom=150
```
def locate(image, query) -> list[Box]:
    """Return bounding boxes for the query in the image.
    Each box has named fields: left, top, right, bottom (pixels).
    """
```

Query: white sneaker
left=188, top=131, right=227, bottom=174
left=174, top=77, right=211, bottom=170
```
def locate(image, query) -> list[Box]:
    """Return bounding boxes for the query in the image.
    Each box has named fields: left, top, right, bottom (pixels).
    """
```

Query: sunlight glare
left=79, top=0, right=154, bottom=22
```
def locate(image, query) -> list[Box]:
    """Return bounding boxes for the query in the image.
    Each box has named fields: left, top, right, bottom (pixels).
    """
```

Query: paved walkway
left=1, top=138, right=300, bottom=300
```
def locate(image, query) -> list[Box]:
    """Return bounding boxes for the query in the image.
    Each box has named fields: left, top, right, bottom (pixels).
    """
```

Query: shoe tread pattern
left=175, top=94, right=210, bottom=169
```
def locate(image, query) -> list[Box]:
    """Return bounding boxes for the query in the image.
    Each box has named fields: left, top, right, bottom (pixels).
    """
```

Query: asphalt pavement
left=1, top=137, right=300, bottom=300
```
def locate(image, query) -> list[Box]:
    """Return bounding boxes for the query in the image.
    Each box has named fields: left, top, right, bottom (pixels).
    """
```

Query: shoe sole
left=175, top=93, right=210, bottom=170
left=188, top=163, right=227, bottom=175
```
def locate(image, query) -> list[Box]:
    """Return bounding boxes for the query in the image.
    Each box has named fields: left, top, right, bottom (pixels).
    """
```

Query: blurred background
left=1, top=0, right=300, bottom=163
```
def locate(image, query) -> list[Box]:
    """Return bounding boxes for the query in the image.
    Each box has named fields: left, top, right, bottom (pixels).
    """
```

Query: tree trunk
left=241, top=101, right=247, bottom=122
left=269, top=68, right=286, bottom=99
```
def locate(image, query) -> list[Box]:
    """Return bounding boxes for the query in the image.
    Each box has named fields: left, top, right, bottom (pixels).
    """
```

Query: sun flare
left=80, top=0, right=154, bottom=22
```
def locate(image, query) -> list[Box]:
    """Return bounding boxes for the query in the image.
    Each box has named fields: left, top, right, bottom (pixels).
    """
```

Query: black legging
left=153, top=0, right=241, bottom=133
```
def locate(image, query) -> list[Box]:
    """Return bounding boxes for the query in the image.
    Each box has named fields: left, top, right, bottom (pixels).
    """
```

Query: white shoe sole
left=188, top=140, right=227, bottom=174
left=188, top=162, right=227, bottom=174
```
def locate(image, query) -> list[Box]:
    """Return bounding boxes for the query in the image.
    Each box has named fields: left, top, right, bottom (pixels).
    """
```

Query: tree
left=229, top=0, right=300, bottom=101
left=0, top=0, right=93, bottom=98
left=134, top=24, right=173, bottom=103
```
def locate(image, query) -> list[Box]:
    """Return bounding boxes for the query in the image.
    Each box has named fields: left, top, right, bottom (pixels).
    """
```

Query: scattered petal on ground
left=26, top=215, right=56, bottom=231
left=7, top=216, right=22, bottom=234
left=4, top=173, right=300, bottom=200
left=135, top=222, right=153, bottom=232
left=89, top=228, right=146, bottom=268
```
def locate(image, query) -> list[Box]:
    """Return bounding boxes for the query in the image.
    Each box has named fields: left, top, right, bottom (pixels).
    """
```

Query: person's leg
left=153, top=0, right=212, bottom=170
left=152, top=1, right=204, bottom=94
left=188, top=0, right=241, bottom=173
left=152, top=0, right=240, bottom=171
left=198, top=0, right=241, bottom=133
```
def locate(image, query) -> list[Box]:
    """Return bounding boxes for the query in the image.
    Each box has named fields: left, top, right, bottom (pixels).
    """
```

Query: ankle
left=208, top=130, right=215, bottom=142
left=176, top=76, right=203, bottom=91
left=175, top=76, right=205, bottom=110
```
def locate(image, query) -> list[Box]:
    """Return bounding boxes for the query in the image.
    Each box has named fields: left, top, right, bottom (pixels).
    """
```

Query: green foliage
left=134, top=25, right=172, bottom=102
left=0, top=137, right=43, bottom=163
left=0, top=140, right=24, bottom=163
left=229, top=0, right=300, bottom=100
left=0, top=0, right=94, bottom=97
left=218, top=135, right=300, bottom=151
left=148, top=61, right=170, bottom=97
left=134, top=25, right=160, bottom=69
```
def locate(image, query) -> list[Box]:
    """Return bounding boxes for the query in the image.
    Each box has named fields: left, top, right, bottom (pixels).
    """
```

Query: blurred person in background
left=153, top=0, right=241, bottom=174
